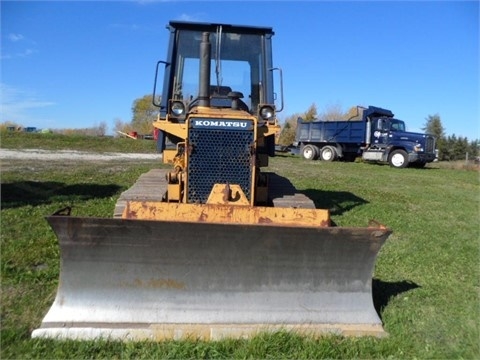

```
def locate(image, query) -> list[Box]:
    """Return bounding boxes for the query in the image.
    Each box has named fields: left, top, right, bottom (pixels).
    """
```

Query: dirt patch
left=0, top=148, right=162, bottom=161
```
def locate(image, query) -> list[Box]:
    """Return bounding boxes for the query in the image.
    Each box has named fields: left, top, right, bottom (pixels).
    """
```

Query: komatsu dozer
left=32, top=21, right=391, bottom=341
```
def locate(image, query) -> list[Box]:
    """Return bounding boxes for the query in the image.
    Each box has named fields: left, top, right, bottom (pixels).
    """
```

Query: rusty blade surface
left=32, top=216, right=391, bottom=340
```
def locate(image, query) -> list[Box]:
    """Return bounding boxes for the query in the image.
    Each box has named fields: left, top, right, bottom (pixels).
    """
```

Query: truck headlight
left=414, top=144, right=423, bottom=152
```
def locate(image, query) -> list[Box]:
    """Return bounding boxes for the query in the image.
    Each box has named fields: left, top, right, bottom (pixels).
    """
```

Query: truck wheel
left=388, top=149, right=409, bottom=168
left=320, top=146, right=337, bottom=162
left=302, top=145, right=318, bottom=160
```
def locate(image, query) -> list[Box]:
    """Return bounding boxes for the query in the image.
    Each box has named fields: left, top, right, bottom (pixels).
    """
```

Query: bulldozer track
left=114, top=169, right=316, bottom=218
left=267, top=172, right=316, bottom=209
left=113, top=169, right=169, bottom=218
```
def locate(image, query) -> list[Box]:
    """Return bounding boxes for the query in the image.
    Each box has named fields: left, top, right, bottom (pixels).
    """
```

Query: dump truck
left=293, top=106, right=436, bottom=168
left=32, top=21, right=392, bottom=341
left=291, top=106, right=436, bottom=168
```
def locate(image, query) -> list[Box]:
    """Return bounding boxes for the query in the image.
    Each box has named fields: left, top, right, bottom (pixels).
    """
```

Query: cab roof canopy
left=167, top=21, right=274, bottom=36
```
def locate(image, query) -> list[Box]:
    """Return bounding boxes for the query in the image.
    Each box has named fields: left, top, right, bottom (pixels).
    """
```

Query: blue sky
left=1, top=1, right=479, bottom=139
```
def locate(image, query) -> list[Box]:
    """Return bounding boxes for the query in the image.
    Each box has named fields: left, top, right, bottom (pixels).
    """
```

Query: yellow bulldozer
left=32, top=21, right=391, bottom=341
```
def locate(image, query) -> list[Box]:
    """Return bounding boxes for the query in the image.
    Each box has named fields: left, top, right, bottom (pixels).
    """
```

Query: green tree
left=423, top=114, right=445, bottom=138
left=453, top=136, right=469, bottom=160
left=277, top=103, right=319, bottom=145
left=318, top=103, right=346, bottom=121
left=444, top=134, right=458, bottom=160
left=468, top=139, right=479, bottom=158
left=131, top=95, right=159, bottom=134
left=278, top=112, right=303, bottom=145
left=423, top=114, right=446, bottom=159
left=303, top=103, right=318, bottom=121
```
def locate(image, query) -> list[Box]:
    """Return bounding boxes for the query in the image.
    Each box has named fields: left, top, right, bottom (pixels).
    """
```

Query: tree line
left=423, top=114, right=479, bottom=161
left=7, top=93, right=476, bottom=162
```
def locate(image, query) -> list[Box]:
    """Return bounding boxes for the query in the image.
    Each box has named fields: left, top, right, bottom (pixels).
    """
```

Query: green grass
left=1, top=134, right=479, bottom=359
left=0, top=130, right=156, bottom=153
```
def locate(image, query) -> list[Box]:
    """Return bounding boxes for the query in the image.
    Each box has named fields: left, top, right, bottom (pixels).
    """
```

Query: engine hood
left=390, top=131, right=430, bottom=143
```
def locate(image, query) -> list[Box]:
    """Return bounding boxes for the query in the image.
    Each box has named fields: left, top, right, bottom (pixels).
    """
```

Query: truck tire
left=302, top=145, right=319, bottom=160
left=320, top=146, right=337, bottom=162
left=388, top=149, right=409, bottom=168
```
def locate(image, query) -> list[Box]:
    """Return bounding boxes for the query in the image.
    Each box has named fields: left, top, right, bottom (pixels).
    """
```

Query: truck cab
left=364, top=110, right=436, bottom=168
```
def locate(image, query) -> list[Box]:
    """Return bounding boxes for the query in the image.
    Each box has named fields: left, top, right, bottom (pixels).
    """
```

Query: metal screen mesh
left=425, top=136, right=435, bottom=153
left=187, top=128, right=253, bottom=203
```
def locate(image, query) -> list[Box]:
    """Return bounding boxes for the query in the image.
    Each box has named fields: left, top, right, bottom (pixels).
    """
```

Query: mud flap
left=32, top=216, right=391, bottom=341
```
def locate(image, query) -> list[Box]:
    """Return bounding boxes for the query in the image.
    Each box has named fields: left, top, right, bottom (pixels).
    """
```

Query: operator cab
left=154, top=21, right=280, bottom=119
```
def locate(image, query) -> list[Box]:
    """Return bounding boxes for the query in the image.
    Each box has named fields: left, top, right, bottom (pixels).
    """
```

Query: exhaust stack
left=198, top=32, right=211, bottom=107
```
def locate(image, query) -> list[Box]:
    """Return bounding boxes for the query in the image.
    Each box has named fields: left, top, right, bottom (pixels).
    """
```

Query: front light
left=259, top=105, right=275, bottom=121
left=414, top=144, right=423, bottom=152
left=171, top=101, right=185, bottom=116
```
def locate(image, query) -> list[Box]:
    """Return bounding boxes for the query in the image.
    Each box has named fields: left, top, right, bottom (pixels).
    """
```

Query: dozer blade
left=32, top=215, right=391, bottom=341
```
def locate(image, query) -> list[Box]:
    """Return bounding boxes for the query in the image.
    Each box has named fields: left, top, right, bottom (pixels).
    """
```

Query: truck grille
left=187, top=126, right=253, bottom=204
left=425, top=136, right=435, bottom=154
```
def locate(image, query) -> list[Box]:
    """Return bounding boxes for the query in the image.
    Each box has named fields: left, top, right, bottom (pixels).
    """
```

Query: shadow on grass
left=1, top=181, right=121, bottom=209
left=273, top=153, right=295, bottom=158
left=268, top=173, right=368, bottom=217
left=373, top=279, right=420, bottom=317
left=302, top=189, right=368, bottom=216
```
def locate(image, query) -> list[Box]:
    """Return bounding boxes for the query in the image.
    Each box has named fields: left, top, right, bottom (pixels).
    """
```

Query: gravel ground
left=0, top=148, right=162, bottom=161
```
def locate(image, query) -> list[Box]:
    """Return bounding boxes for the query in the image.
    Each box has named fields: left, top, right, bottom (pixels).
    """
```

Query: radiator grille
left=187, top=128, right=253, bottom=204
left=425, top=136, right=435, bottom=154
